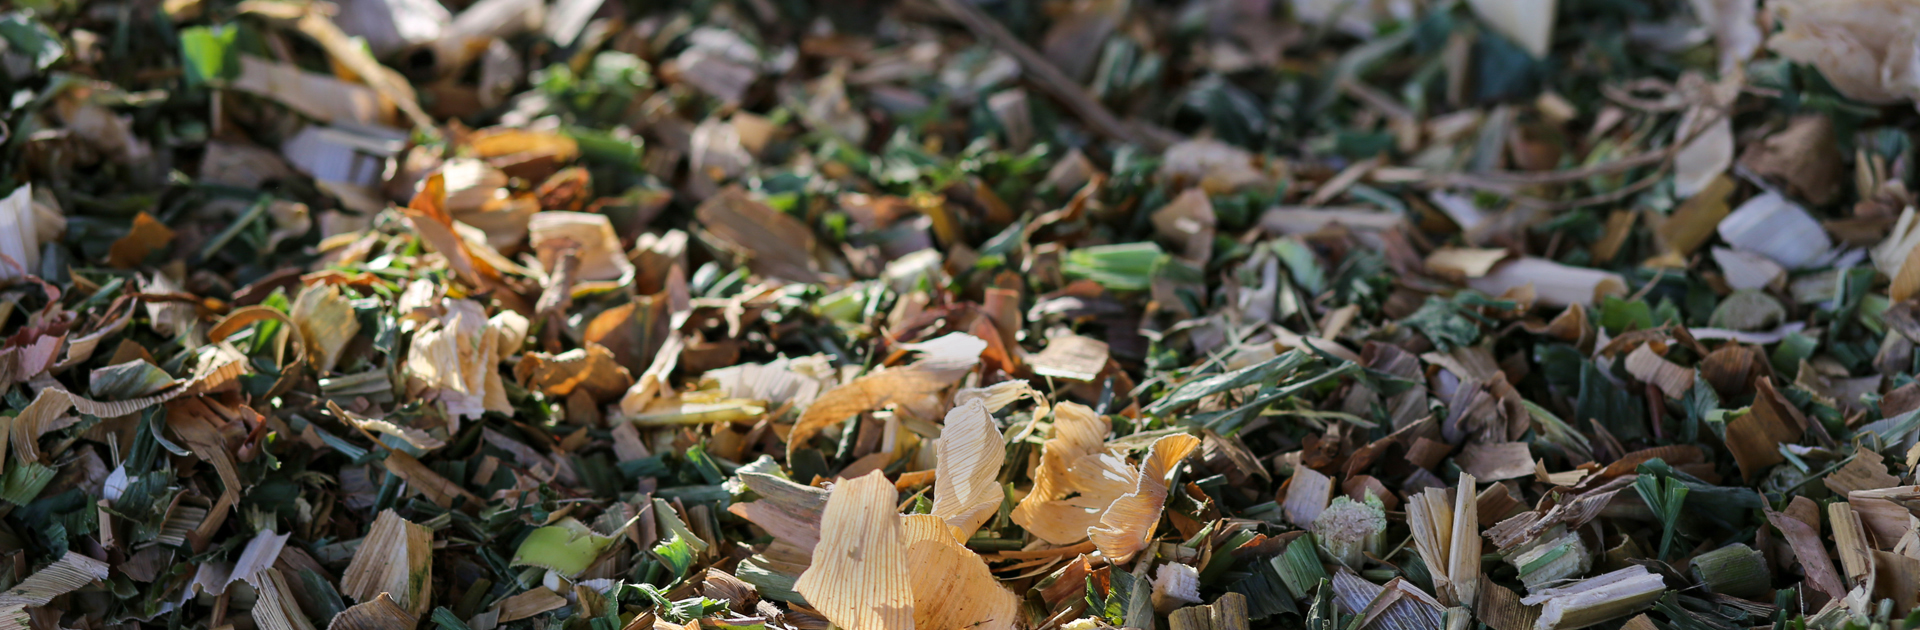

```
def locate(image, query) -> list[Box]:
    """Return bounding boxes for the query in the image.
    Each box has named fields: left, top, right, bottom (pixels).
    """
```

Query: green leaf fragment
left=510, top=518, right=621, bottom=577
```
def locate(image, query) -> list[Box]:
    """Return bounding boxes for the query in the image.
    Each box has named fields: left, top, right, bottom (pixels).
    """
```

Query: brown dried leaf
left=698, top=188, right=821, bottom=283
left=1765, top=506, right=1846, bottom=601
left=515, top=342, right=635, bottom=403
left=787, top=333, right=983, bottom=455
left=107, top=212, right=175, bottom=269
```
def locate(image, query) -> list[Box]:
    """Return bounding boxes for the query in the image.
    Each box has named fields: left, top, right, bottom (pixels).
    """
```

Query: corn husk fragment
left=404, top=298, right=513, bottom=424
left=900, top=514, right=1020, bottom=629
left=341, top=510, right=433, bottom=617
left=251, top=568, right=319, bottom=630
left=529, top=212, right=633, bottom=282
left=107, top=212, right=175, bottom=269
left=796, top=472, right=1017, bottom=630
left=291, top=284, right=362, bottom=374
left=1151, top=189, right=1216, bottom=265
left=1717, top=192, right=1831, bottom=270
left=1740, top=115, right=1843, bottom=204
left=514, top=343, right=634, bottom=404
left=795, top=471, right=913, bottom=630
left=787, top=333, right=984, bottom=455
left=1765, top=0, right=1920, bottom=105
left=1407, top=473, right=1479, bottom=608
left=1725, top=378, right=1806, bottom=480
left=953, top=379, right=1050, bottom=420
left=727, top=466, right=828, bottom=552
left=1873, top=207, right=1920, bottom=301
left=1521, top=566, right=1665, bottom=630
left=1010, top=401, right=1117, bottom=544
left=1088, top=434, right=1201, bottom=563
left=1468, top=258, right=1627, bottom=308
left=1671, top=75, right=1739, bottom=199
left=1476, top=576, right=1542, bottom=630
left=930, top=398, right=1006, bottom=541
left=703, top=357, right=835, bottom=408
left=1330, top=569, right=1444, bottom=630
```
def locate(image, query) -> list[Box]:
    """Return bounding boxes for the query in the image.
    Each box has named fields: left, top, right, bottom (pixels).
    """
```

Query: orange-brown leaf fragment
left=107, top=212, right=175, bottom=269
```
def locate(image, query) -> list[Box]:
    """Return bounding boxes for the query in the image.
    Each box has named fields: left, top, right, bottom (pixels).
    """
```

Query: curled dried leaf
left=1088, top=433, right=1201, bottom=563
left=1011, top=401, right=1116, bottom=545
left=930, top=398, right=1006, bottom=541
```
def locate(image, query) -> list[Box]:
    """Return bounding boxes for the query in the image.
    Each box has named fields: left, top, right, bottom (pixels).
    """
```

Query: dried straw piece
left=1408, top=473, right=1480, bottom=608
left=1475, top=576, right=1541, bottom=630
left=0, top=552, right=110, bottom=630
left=1089, top=434, right=1201, bottom=563
left=1166, top=592, right=1249, bottom=630
left=930, top=398, right=1006, bottom=541
left=251, top=568, right=319, bottom=630
left=495, top=588, right=567, bottom=623
left=1521, top=565, right=1665, bottom=630
left=341, top=510, right=434, bottom=617
left=328, top=593, right=417, bottom=630
left=1282, top=466, right=1334, bottom=528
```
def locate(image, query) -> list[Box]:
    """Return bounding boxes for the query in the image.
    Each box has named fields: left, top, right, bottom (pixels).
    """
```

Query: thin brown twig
left=930, top=0, right=1160, bottom=149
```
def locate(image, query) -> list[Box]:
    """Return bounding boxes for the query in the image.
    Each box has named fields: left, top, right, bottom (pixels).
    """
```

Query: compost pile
left=0, top=0, right=1918, bottom=628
